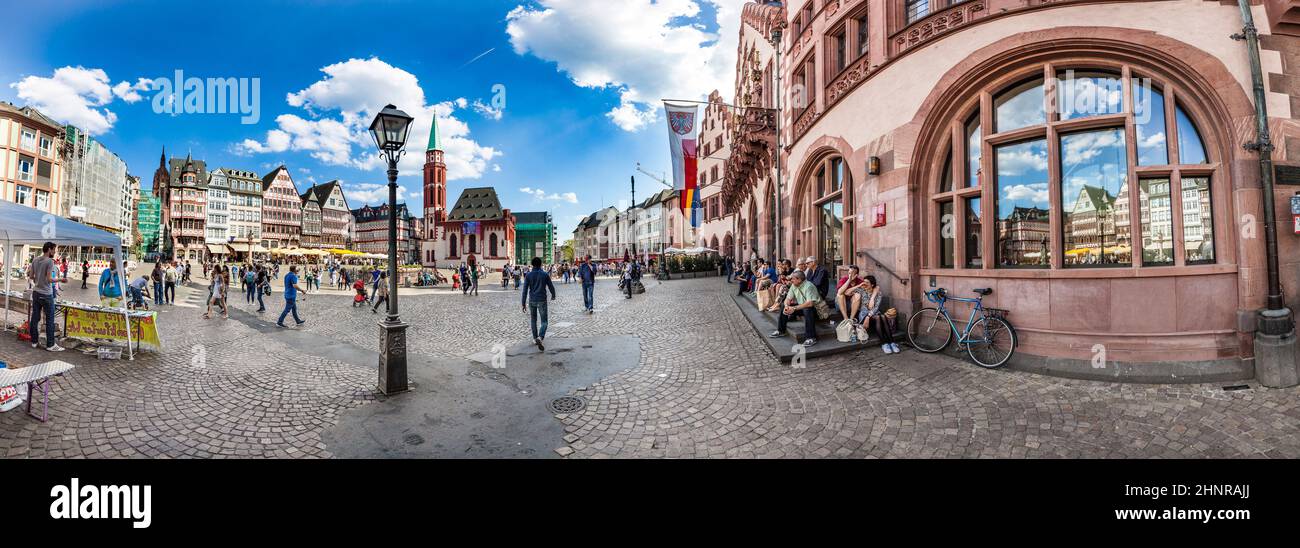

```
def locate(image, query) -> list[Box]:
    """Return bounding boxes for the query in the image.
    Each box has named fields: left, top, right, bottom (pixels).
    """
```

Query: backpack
left=245, top=271, right=256, bottom=284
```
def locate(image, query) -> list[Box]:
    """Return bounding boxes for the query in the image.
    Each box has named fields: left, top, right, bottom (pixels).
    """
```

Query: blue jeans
left=129, top=286, right=145, bottom=307
left=246, top=283, right=257, bottom=303
left=256, top=287, right=265, bottom=310
left=582, top=283, right=594, bottom=310
left=278, top=297, right=302, bottom=325
left=153, top=281, right=164, bottom=304
left=529, top=300, right=549, bottom=340
left=28, top=292, right=56, bottom=348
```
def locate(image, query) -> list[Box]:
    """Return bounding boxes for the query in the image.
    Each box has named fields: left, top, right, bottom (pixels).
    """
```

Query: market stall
left=0, top=200, right=142, bottom=359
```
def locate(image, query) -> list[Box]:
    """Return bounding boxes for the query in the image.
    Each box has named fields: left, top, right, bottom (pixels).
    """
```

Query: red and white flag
left=663, top=102, right=698, bottom=219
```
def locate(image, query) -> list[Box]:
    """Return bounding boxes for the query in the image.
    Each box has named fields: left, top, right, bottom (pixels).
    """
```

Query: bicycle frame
left=925, top=290, right=990, bottom=345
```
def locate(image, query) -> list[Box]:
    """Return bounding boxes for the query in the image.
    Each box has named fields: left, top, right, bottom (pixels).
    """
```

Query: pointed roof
left=427, top=117, right=440, bottom=151
left=447, top=187, right=506, bottom=221
left=261, top=164, right=288, bottom=191
left=303, top=179, right=345, bottom=208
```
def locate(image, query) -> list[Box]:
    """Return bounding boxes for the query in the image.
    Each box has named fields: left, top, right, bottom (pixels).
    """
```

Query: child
left=352, top=278, right=367, bottom=307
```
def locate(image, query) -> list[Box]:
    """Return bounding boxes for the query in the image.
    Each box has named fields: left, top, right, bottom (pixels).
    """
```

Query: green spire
left=427, top=116, right=440, bottom=151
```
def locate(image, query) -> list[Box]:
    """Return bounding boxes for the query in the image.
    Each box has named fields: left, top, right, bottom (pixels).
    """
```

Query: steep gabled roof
left=261, top=165, right=288, bottom=191
left=303, top=179, right=345, bottom=208
left=447, top=187, right=506, bottom=221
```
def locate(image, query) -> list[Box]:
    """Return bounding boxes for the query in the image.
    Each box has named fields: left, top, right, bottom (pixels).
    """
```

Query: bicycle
left=905, top=287, right=1017, bottom=368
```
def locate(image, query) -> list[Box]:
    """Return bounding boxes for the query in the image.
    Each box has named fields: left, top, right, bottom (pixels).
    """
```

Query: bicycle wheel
left=907, top=307, right=952, bottom=353
left=965, top=316, right=1017, bottom=368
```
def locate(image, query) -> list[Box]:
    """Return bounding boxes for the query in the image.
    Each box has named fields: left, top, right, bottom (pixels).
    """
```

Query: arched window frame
left=927, top=60, right=1223, bottom=272
left=795, top=152, right=852, bottom=269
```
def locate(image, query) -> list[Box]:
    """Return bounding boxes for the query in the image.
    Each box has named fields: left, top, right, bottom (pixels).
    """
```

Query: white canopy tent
left=663, top=246, right=718, bottom=255
left=0, top=200, right=135, bottom=360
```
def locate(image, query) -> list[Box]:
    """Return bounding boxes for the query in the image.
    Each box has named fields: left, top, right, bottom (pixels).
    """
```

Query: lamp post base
left=378, top=319, right=410, bottom=395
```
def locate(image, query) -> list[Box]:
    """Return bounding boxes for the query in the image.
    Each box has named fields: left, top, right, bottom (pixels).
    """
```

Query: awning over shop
left=251, top=244, right=269, bottom=253
left=206, top=244, right=229, bottom=254
left=228, top=242, right=250, bottom=253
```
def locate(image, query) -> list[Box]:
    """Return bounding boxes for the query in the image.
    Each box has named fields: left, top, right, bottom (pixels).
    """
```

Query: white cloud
left=506, top=0, right=744, bottom=132
left=10, top=66, right=121, bottom=135
left=521, top=187, right=579, bottom=203
left=1002, top=183, right=1049, bottom=204
left=344, top=182, right=408, bottom=206
left=237, top=57, right=499, bottom=179
left=472, top=99, right=503, bottom=121
left=111, top=78, right=156, bottom=104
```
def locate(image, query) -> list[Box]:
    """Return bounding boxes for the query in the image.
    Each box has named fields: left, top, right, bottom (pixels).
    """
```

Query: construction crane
left=635, top=162, right=672, bottom=189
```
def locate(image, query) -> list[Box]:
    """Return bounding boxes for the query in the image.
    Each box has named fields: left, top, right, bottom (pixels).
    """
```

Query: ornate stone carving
left=825, top=55, right=872, bottom=108
left=892, top=2, right=985, bottom=56
left=824, top=0, right=840, bottom=20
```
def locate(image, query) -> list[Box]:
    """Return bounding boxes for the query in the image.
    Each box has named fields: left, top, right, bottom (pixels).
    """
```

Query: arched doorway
left=793, top=153, right=849, bottom=273
left=450, top=234, right=458, bottom=257
left=469, top=234, right=478, bottom=254
left=723, top=232, right=734, bottom=259
left=489, top=232, right=498, bottom=257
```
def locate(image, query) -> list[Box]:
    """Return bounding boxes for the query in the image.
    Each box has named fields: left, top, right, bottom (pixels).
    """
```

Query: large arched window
left=930, top=63, right=1216, bottom=270
left=489, top=232, right=498, bottom=257
left=450, top=234, right=458, bottom=257
left=469, top=234, right=478, bottom=254
left=795, top=154, right=849, bottom=272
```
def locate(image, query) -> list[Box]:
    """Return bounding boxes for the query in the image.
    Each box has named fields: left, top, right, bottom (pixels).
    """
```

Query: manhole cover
left=547, top=395, right=587, bottom=414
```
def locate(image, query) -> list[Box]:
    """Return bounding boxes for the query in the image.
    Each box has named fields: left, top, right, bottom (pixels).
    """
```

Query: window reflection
left=1182, top=176, right=1214, bottom=263
left=820, top=200, right=843, bottom=273
left=1139, top=178, right=1173, bottom=265
left=965, top=197, right=982, bottom=268
left=940, top=201, right=954, bottom=268
left=1058, top=70, right=1122, bottom=120
left=1061, top=128, right=1131, bottom=266
left=1176, top=104, right=1208, bottom=164
left=995, top=139, right=1050, bottom=267
left=994, top=79, right=1045, bottom=133
left=939, top=155, right=953, bottom=193
left=966, top=114, right=981, bottom=187
left=1133, top=81, right=1168, bottom=165
left=830, top=157, right=844, bottom=193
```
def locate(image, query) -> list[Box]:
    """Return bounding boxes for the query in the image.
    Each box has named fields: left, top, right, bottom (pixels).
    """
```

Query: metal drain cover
left=547, top=395, right=587, bottom=414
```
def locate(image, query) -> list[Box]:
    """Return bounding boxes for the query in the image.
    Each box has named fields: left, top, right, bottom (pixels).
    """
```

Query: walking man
left=578, top=255, right=595, bottom=313
left=151, top=262, right=164, bottom=306
left=255, top=265, right=268, bottom=312
left=26, top=242, right=66, bottom=352
left=80, top=258, right=89, bottom=289
left=371, top=272, right=389, bottom=314
left=521, top=256, right=556, bottom=351
left=277, top=265, right=307, bottom=328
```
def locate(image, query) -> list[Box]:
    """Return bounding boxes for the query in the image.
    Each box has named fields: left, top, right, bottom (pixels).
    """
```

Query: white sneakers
left=882, top=343, right=900, bottom=354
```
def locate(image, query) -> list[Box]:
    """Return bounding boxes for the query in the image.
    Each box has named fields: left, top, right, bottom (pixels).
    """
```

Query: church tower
left=420, top=118, right=447, bottom=267
left=423, top=117, right=447, bottom=233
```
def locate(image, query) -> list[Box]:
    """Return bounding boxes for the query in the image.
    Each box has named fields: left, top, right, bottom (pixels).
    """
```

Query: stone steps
left=728, top=286, right=882, bottom=363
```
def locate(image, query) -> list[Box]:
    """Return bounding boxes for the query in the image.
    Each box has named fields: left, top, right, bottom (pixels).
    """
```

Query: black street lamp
left=368, top=104, right=414, bottom=395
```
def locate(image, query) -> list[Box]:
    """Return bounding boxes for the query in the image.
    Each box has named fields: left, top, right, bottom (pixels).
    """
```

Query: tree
left=559, top=239, right=576, bottom=262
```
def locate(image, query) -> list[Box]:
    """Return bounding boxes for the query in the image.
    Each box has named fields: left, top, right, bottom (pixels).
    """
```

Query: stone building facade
left=724, top=0, right=1300, bottom=381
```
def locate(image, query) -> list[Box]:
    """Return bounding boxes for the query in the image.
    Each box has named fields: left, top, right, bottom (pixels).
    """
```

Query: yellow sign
left=64, top=308, right=163, bottom=352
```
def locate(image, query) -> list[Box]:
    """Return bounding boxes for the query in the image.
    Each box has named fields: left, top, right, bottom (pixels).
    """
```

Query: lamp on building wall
left=868, top=156, right=881, bottom=176
left=368, top=103, right=414, bottom=395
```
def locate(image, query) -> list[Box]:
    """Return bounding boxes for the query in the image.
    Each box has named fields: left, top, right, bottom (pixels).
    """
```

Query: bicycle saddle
left=973, top=288, right=993, bottom=296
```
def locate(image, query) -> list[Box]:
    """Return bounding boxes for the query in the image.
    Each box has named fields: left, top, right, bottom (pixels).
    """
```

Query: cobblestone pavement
left=1, top=268, right=1298, bottom=458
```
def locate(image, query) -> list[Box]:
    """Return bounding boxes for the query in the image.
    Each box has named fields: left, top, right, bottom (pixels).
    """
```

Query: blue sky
left=1, top=0, right=744, bottom=238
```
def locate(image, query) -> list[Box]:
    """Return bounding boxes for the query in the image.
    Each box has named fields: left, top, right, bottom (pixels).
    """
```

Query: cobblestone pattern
left=2, top=270, right=1298, bottom=459
left=0, top=275, right=375, bottom=458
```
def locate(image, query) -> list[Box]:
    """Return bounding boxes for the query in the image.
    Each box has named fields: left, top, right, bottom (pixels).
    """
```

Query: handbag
left=835, top=319, right=855, bottom=342
left=813, top=299, right=832, bottom=320
left=756, top=290, right=773, bottom=310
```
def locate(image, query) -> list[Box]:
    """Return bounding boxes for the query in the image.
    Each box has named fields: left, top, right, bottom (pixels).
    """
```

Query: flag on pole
left=663, top=102, right=699, bottom=226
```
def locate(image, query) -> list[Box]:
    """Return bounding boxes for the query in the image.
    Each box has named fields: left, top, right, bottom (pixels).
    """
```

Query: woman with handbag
left=860, top=276, right=899, bottom=353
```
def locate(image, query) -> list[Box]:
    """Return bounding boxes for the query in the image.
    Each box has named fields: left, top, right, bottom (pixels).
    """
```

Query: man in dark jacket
left=577, top=255, right=596, bottom=313
left=804, top=256, right=831, bottom=301
left=521, top=256, right=557, bottom=350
